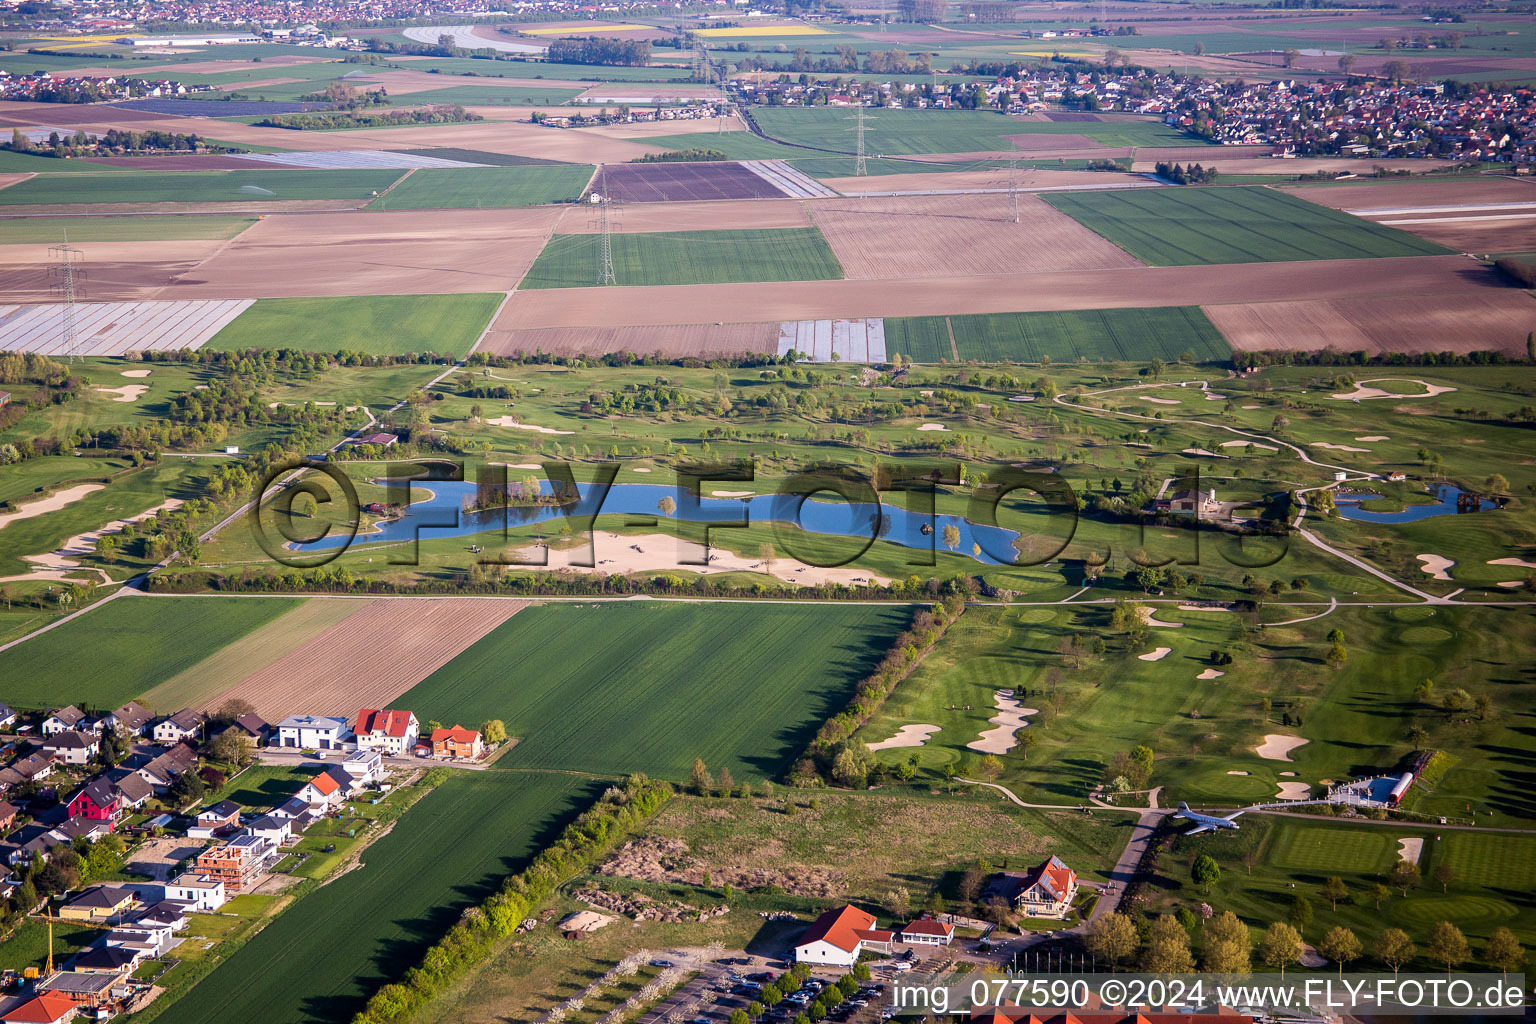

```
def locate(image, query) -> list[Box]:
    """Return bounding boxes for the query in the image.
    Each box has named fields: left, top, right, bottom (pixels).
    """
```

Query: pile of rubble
left=573, top=886, right=728, bottom=924
left=599, top=837, right=842, bottom=897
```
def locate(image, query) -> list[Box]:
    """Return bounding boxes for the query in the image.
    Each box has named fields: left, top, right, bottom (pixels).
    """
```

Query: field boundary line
left=366, top=166, right=414, bottom=207
left=945, top=316, right=959, bottom=360
left=468, top=289, right=515, bottom=357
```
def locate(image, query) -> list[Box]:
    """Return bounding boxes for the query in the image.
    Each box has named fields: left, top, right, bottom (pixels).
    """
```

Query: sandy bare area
left=0, top=484, right=105, bottom=531
left=24, top=499, right=182, bottom=572
left=1397, top=837, right=1424, bottom=865
left=1489, top=557, right=1536, bottom=570
left=1255, top=734, right=1308, bottom=762
left=481, top=321, right=779, bottom=359
left=147, top=207, right=564, bottom=299
left=1197, top=669, right=1225, bottom=680
left=0, top=173, right=32, bottom=193
left=1227, top=769, right=1249, bottom=776
left=1416, top=553, right=1455, bottom=581
left=95, top=384, right=147, bottom=403
left=1284, top=175, right=1536, bottom=213
left=1276, top=781, right=1311, bottom=800
left=967, top=690, right=1037, bottom=755
left=1211, top=292, right=1536, bottom=358
left=809, top=193, right=1141, bottom=279
left=1330, top=378, right=1458, bottom=400
left=553, top=198, right=810, bottom=234
left=1138, top=646, right=1173, bottom=661
left=818, top=168, right=1149, bottom=194
left=1220, top=440, right=1278, bottom=451
left=866, top=724, right=940, bottom=751
left=1372, top=214, right=1536, bottom=253
left=0, top=239, right=235, bottom=302
left=125, top=837, right=212, bottom=881
left=517, top=531, right=893, bottom=587
left=1137, top=606, right=1183, bottom=628
left=121, top=369, right=152, bottom=378
left=1313, top=442, right=1370, bottom=452
left=1356, top=435, right=1389, bottom=442
left=497, top=255, right=1495, bottom=331
left=335, top=121, right=661, bottom=163
left=916, top=423, right=947, bottom=431
left=1138, top=395, right=1179, bottom=405
left=200, top=598, right=528, bottom=719
left=484, top=416, right=573, bottom=434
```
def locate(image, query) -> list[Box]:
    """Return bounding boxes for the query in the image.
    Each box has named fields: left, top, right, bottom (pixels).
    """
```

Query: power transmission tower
left=49, top=235, right=85, bottom=361
left=589, top=169, right=618, bottom=286
left=846, top=108, right=874, bottom=176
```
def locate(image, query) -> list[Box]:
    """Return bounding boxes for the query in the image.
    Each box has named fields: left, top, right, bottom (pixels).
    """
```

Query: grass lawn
left=1042, top=186, right=1453, bottom=265
left=885, top=307, right=1230, bottom=363
left=367, top=164, right=593, bottom=210
left=0, top=595, right=303, bottom=710
left=0, top=215, right=256, bottom=243
left=0, top=168, right=404, bottom=206
left=399, top=601, right=910, bottom=781
left=150, top=771, right=595, bottom=1024
left=213, top=763, right=323, bottom=811
left=520, top=227, right=844, bottom=288
left=0, top=918, right=98, bottom=972
left=202, top=293, right=503, bottom=357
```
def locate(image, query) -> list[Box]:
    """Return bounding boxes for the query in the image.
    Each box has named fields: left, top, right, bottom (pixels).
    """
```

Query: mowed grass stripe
left=368, top=164, right=594, bottom=210
left=520, top=227, right=844, bottom=289
left=152, top=772, right=592, bottom=1024
left=139, top=598, right=364, bottom=714
left=0, top=596, right=304, bottom=710
left=398, top=602, right=909, bottom=780
left=885, top=307, right=1230, bottom=363
left=0, top=169, right=405, bottom=206
left=1267, top=822, right=1396, bottom=874
left=203, top=294, right=504, bottom=357
left=1042, top=186, right=1453, bottom=266
left=1441, top=832, right=1536, bottom=890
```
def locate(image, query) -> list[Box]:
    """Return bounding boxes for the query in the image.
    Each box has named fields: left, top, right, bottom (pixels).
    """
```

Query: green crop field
left=151, top=772, right=594, bottom=1024
left=203, top=294, right=503, bottom=357
left=399, top=602, right=910, bottom=781
left=401, top=84, right=584, bottom=106
left=884, top=306, right=1230, bottom=363
left=1042, top=187, right=1453, bottom=265
left=0, top=169, right=404, bottom=206
left=0, top=215, right=256, bottom=244
left=0, top=150, right=132, bottom=174
left=367, top=164, right=593, bottom=210
left=521, top=227, right=844, bottom=288
left=0, top=596, right=303, bottom=710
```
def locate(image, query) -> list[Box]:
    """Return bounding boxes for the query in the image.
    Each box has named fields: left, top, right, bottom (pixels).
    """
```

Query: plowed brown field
left=481, top=321, right=779, bottom=358
left=553, top=198, right=809, bottom=233
left=808, top=193, right=1142, bottom=278
left=199, top=598, right=528, bottom=719
left=1282, top=176, right=1536, bottom=212
left=818, top=168, right=1148, bottom=193
left=1205, top=291, right=1536, bottom=356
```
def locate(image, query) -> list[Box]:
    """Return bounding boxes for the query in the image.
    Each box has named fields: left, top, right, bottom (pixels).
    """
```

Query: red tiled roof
left=900, top=918, right=955, bottom=937
left=307, top=772, right=340, bottom=797
left=356, top=708, right=415, bottom=739
left=797, top=904, right=877, bottom=954
left=433, top=725, right=479, bottom=743
left=2, top=991, right=76, bottom=1023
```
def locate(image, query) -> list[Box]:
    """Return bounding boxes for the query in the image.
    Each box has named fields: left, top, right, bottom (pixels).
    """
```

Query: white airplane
left=1175, top=802, right=1244, bottom=836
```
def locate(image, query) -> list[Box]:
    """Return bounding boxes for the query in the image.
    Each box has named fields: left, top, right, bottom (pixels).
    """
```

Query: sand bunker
left=1226, top=770, right=1250, bottom=776
left=631, top=467, right=651, bottom=473
left=1220, top=440, right=1278, bottom=451
left=1242, top=404, right=1261, bottom=409
left=1137, top=606, right=1183, bottom=628
left=1197, top=669, right=1225, bottom=680
left=24, top=498, right=183, bottom=572
left=1396, top=837, right=1423, bottom=865
left=1138, top=396, right=1180, bottom=405
left=1489, top=557, right=1536, bottom=570
left=505, top=463, right=541, bottom=470
left=1416, top=554, right=1455, bottom=581
left=866, top=724, right=941, bottom=751
left=1138, top=647, right=1173, bottom=661
left=513, top=531, right=892, bottom=587
left=916, top=423, right=948, bottom=432
left=484, top=416, right=574, bottom=435
left=1276, top=781, right=1311, bottom=800
left=1179, top=604, right=1232, bottom=612
left=1205, top=392, right=1227, bottom=401
left=1279, top=770, right=1298, bottom=777
left=711, top=490, right=754, bottom=497
left=967, top=690, right=1038, bottom=755
left=1356, top=435, right=1390, bottom=442
left=1124, top=442, right=1152, bottom=449
left=95, top=385, right=147, bottom=403
left=0, top=484, right=106, bottom=531
left=1182, top=448, right=1223, bottom=458
left=1256, top=734, right=1308, bottom=761
left=121, top=369, right=151, bottom=378
left=1314, top=442, right=1371, bottom=452
left=1008, top=395, right=1035, bottom=403
left=1330, top=379, right=1457, bottom=401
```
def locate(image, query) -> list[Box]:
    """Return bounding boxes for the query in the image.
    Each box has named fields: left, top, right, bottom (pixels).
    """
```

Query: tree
left=1325, top=642, right=1348, bottom=669
left=732, top=1010, right=751, bottom=1024
left=1433, top=863, right=1455, bottom=893
left=1485, top=474, right=1509, bottom=496
left=881, top=886, right=911, bottom=919
left=1370, top=883, right=1391, bottom=910
left=1319, top=926, right=1362, bottom=977
left=718, top=766, right=735, bottom=795
left=958, top=862, right=987, bottom=907
left=1203, top=911, right=1251, bottom=972
left=1389, top=859, right=1420, bottom=897
left=690, top=758, right=713, bottom=795
left=978, top=755, right=1004, bottom=780
left=658, top=495, right=677, bottom=517
left=1288, top=894, right=1313, bottom=938
left=1482, top=927, right=1524, bottom=975
left=1338, top=53, right=1357, bottom=74
left=1407, top=724, right=1430, bottom=749
left=1192, top=854, right=1221, bottom=894
left=940, top=523, right=960, bottom=552
left=1085, top=912, right=1138, bottom=970
left=831, top=748, right=866, bottom=788
left=1282, top=48, right=1301, bottom=68
left=1322, top=876, right=1348, bottom=911
left=1427, top=920, right=1468, bottom=973
left=1142, top=914, right=1194, bottom=972
left=1375, top=928, right=1415, bottom=977
left=481, top=719, right=507, bottom=744
left=1259, top=922, right=1303, bottom=976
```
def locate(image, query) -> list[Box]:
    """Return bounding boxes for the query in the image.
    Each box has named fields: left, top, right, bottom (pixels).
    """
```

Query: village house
left=152, top=709, right=206, bottom=745
left=898, top=917, right=955, bottom=947
left=196, top=800, right=242, bottom=829
left=137, top=744, right=198, bottom=793
left=58, top=884, right=135, bottom=922
left=103, top=701, right=154, bottom=737
left=245, top=813, right=292, bottom=846
left=66, top=778, right=121, bottom=824
left=0, top=991, right=78, bottom=1024
left=793, top=904, right=896, bottom=967
left=430, top=724, right=483, bottom=761
left=353, top=708, right=419, bottom=756
left=294, top=768, right=347, bottom=810
left=164, top=872, right=226, bottom=911
left=42, top=731, right=99, bottom=766
left=274, top=714, right=350, bottom=750
left=106, top=770, right=153, bottom=812
left=984, top=856, right=1079, bottom=919
left=41, top=706, right=88, bottom=737
left=0, top=702, right=16, bottom=730
left=0, top=801, right=15, bottom=831
left=35, top=970, right=118, bottom=1013
left=339, top=748, right=384, bottom=790
left=219, top=712, right=270, bottom=747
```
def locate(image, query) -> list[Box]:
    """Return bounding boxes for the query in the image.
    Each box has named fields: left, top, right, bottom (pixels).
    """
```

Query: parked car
left=650, top=959, right=675, bottom=968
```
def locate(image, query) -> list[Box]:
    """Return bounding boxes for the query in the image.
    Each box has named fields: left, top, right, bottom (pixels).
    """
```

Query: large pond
left=1334, top=485, right=1497, bottom=524
left=298, top=481, right=1024, bottom=565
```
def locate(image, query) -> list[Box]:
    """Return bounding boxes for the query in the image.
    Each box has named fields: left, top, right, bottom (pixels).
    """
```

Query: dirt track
left=808, top=193, right=1141, bottom=278
left=495, top=254, right=1506, bottom=330
left=1204, top=291, right=1536, bottom=356
left=199, top=597, right=528, bottom=719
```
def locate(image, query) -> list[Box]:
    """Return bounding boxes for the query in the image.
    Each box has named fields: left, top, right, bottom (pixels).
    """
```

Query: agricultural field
left=0, top=595, right=303, bottom=710
left=366, top=164, right=595, bottom=210
left=400, top=602, right=910, bottom=781
left=519, top=227, right=844, bottom=288
left=0, top=215, right=256, bottom=244
left=0, top=169, right=405, bottom=206
left=399, top=84, right=584, bottom=106
left=1043, top=187, right=1454, bottom=265
left=202, top=293, right=503, bottom=356
left=884, top=306, right=1229, bottom=363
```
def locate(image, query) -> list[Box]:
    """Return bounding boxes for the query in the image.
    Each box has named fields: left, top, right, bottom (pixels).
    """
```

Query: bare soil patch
left=809, top=192, right=1142, bottom=278
left=199, top=597, right=528, bottom=719
left=821, top=167, right=1148, bottom=194
left=1206, top=291, right=1536, bottom=357
left=481, top=321, right=779, bottom=359
left=1284, top=176, right=1536, bottom=212
left=554, top=197, right=809, bottom=233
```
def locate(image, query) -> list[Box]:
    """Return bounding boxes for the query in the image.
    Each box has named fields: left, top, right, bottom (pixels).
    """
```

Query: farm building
left=793, top=904, right=894, bottom=966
